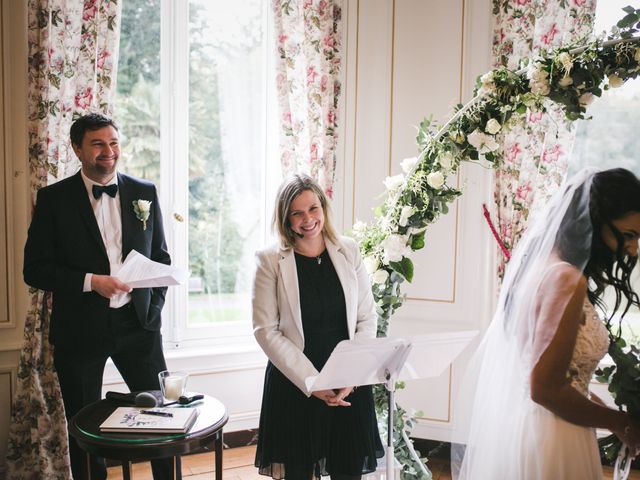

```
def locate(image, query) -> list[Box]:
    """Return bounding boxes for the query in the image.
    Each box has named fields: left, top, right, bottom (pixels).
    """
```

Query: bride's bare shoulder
left=540, top=261, right=587, bottom=296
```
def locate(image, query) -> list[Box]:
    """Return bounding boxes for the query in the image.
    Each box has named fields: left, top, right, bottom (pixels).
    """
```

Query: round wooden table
left=68, top=394, right=228, bottom=480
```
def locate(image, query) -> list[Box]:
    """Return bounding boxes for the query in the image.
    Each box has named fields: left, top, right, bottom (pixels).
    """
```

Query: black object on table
left=68, top=394, right=228, bottom=480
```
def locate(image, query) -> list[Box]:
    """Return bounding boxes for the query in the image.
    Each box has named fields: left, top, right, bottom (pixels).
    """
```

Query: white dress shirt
left=80, top=170, right=130, bottom=308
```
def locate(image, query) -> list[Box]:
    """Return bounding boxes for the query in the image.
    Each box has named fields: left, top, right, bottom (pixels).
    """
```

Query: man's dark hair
left=70, top=113, right=118, bottom=147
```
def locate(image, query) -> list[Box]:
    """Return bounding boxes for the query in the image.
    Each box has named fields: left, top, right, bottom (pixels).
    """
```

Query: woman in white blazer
left=252, top=174, right=383, bottom=480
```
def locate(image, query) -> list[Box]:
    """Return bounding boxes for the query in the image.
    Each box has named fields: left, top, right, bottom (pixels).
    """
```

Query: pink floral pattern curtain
left=5, top=1, right=121, bottom=477
left=492, top=0, right=596, bottom=278
left=272, top=0, right=343, bottom=197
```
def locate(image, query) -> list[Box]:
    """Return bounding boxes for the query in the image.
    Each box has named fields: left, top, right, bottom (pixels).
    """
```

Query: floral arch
left=352, top=8, right=640, bottom=478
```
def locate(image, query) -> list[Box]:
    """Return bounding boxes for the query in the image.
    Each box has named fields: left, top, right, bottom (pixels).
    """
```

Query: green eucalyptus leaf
left=411, top=231, right=426, bottom=250
left=389, top=257, right=414, bottom=283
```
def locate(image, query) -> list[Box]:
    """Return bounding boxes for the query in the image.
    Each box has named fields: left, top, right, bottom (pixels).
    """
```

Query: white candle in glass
left=163, top=375, right=184, bottom=400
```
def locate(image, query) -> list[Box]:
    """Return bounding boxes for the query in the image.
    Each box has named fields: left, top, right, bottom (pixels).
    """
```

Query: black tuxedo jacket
left=23, top=171, right=171, bottom=349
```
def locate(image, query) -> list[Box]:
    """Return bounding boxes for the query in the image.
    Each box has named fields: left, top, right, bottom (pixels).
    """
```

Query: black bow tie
left=92, top=184, right=118, bottom=199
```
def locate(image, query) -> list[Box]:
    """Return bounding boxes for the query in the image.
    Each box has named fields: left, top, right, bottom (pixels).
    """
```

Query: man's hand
left=91, top=274, right=132, bottom=299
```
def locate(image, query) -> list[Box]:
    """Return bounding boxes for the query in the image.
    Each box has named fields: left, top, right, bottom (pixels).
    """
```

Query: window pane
left=569, top=1, right=640, bottom=344
left=114, top=0, right=162, bottom=188
left=187, top=0, right=267, bottom=328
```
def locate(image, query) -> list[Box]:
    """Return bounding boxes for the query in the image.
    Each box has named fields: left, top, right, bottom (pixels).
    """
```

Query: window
left=569, top=0, right=640, bottom=345
left=115, top=0, right=279, bottom=347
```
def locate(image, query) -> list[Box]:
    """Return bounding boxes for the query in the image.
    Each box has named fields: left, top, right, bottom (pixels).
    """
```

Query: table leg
left=86, top=452, right=92, bottom=480
left=122, top=460, right=132, bottom=480
left=215, top=430, right=224, bottom=480
left=176, top=455, right=182, bottom=480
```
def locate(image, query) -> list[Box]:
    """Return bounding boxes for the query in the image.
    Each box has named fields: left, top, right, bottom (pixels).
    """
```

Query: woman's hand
left=311, top=387, right=354, bottom=407
left=621, top=420, right=640, bottom=458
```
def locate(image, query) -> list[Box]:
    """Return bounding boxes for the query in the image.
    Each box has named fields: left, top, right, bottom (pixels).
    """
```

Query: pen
left=140, top=410, right=173, bottom=417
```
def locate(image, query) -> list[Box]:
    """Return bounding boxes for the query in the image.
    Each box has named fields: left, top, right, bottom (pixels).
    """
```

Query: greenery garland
left=350, top=7, right=640, bottom=479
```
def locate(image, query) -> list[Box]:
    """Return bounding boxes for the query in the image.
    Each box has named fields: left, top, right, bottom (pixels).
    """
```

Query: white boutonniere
left=132, top=200, right=152, bottom=230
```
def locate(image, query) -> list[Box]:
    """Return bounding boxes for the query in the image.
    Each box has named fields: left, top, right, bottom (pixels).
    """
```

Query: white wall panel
left=343, top=0, right=494, bottom=440
left=350, top=0, right=395, bottom=226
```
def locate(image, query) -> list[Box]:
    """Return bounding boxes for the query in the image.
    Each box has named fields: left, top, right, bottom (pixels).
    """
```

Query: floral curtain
left=272, top=0, right=343, bottom=197
left=491, top=0, right=597, bottom=278
left=5, top=0, right=121, bottom=477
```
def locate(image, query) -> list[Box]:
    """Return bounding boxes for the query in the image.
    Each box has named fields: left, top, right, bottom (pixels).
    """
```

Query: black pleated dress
left=255, top=249, right=383, bottom=480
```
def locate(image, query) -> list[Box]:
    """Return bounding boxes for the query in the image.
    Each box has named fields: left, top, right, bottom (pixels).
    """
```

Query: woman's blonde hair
left=273, top=173, right=338, bottom=249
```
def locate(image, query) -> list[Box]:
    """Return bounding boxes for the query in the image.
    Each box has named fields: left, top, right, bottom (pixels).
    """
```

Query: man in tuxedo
left=24, top=113, right=172, bottom=480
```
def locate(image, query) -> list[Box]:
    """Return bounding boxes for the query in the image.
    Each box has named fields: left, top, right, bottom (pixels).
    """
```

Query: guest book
left=99, top=407, right=199, bottom=434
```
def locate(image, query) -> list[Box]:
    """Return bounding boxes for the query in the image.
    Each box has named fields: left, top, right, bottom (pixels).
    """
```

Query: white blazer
left=252, top=235, right=378, bottom=395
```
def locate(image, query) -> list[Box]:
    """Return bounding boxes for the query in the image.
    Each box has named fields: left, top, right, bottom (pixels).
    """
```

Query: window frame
left=155, top=0, right=279, bottom=348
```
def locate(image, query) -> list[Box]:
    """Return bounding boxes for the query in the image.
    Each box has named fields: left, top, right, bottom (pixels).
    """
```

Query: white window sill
left=103, top=337, right=267, bottom=385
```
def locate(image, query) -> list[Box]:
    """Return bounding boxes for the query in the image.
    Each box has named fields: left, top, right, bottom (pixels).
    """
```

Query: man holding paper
left=23, top=113, right=172, bottom=480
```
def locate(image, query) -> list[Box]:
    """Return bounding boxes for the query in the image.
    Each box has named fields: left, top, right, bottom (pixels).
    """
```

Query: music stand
left=305, top=331, right=477, bottom=479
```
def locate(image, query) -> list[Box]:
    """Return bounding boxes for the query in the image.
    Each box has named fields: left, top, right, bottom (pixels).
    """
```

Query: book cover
left=99, top=407, right=199, bottom=433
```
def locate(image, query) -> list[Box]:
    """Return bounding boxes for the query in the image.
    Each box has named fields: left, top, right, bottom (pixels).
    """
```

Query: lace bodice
left=567, top=300, right=610, bottom=396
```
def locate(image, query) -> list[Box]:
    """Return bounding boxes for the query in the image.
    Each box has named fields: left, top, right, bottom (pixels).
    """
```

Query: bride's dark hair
left=584, top=168, right=640, bottom=328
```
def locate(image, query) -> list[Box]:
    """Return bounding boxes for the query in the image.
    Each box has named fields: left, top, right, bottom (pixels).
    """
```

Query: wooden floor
left=106, top=445, right=638, bottom=479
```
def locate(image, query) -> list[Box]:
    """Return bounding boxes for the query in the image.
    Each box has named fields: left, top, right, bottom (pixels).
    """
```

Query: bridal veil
left=452, top=167, right=599, bottom=479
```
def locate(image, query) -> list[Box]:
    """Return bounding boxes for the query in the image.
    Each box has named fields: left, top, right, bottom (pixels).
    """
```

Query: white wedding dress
left=455, top=170, right=615, bottom=480
left=511, top=299, right=610, bottom=479
left=457, top=299, right=610, bottom=480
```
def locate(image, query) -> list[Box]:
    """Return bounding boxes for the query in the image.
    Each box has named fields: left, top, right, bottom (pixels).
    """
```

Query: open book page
left=304, top=337, right=412, bottom=394
left=99, top=407, right=198, bottom=433
left=115, top=250, right=189, bottom=288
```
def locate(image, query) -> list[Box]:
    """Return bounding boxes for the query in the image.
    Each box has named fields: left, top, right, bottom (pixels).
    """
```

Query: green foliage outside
left=114, top=0, right=251, bottom=304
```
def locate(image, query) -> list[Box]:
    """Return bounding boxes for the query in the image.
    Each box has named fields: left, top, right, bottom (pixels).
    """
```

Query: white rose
left=579, top=92, right=594, bottom=106
left=477, top=72, right=496, bottom=96
left=372, top=269, right=389, bottom=284
left=482, top=135, right=500, bottom=152
left=467, top=129, right=484, bottom=149
left=468, top=129, right=499, bottom=153
left=485, top=118, right=502, bottom=135
left=382, top=234, right=409, bottom=263
left=137, top=200, right=152, bottom=213
left=399, top=205, right=415, bottom=227
left=527, top=62, right=550, bottom=95
left=427, top=171, right=445, bottom=189
left=384, top=174, right=404, bottom=191
left=530, top=79, right=550, bottom=96
left=480, top=72, right=493, bottom=84
left=438, top=152, right=455, bottom=170
left=558, top=76, right=573, bottom=87
left=608, top=74, right=624, bottom=88
left=363, top=256, right=379, bottom=275
left=400, top=156, right=419, bottom=174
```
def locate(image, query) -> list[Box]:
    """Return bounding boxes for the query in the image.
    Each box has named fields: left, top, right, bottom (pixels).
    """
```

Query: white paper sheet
left=116, top=249, right=189, bottom=288
left=304, top=337, right=412, bottom=393
left=303, top=332, right=479, bottom=394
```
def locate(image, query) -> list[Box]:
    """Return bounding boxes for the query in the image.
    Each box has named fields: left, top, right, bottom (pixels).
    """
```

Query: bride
left=454, top=168, right=640, bottom=479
